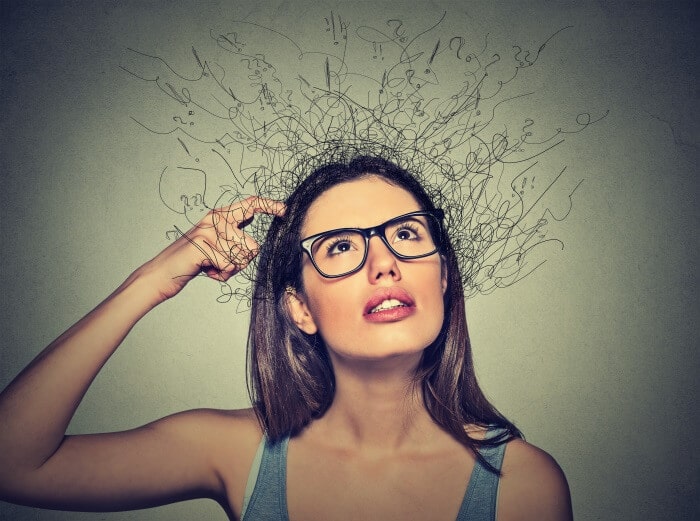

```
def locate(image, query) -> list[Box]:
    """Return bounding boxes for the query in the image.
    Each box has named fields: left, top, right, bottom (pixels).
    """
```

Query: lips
left=368, top=298, right=407, bottom=314
left=363, top=287, right=415, bottom=318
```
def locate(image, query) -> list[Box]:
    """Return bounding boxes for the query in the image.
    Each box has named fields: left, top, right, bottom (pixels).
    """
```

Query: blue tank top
left=241, top=428, right=507, bottom=521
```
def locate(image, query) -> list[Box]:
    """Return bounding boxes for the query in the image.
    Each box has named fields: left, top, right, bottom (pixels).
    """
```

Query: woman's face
left=291, top=175, right=447, bottom=364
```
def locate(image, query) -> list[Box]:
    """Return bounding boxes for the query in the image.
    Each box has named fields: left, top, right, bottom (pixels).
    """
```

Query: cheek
left=301, top=271, right=354, bottom=334
left=423, top=267, right=448, bottom=325
left=307, top=291, right=357, bottom=337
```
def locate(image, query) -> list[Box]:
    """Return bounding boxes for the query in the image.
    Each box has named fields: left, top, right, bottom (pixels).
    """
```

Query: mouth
left=367, top=298, right=409, bottom=314
left=363, top=287, right=415, bottom=318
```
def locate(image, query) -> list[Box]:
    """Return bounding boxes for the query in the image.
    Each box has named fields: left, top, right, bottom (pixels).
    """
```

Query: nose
left=365, top=235, right=402, bottom=282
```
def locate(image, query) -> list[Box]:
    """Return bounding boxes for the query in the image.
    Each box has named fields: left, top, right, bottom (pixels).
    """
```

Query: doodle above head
left=121, top=11, right=607, bottom=307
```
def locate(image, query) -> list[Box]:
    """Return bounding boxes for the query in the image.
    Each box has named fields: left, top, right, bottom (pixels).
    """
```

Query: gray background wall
left=0, top=1, right=697, bottom=520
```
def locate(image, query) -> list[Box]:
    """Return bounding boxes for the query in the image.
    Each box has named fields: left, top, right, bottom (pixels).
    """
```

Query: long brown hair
left=248, top=155, right=520, bottom=472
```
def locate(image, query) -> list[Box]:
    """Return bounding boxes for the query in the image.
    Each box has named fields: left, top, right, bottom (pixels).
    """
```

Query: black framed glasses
left=300, top=209, right=444, bottom=278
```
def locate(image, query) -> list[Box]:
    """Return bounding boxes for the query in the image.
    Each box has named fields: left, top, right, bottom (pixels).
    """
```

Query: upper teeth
left=369, top=299, right=407, bottom=313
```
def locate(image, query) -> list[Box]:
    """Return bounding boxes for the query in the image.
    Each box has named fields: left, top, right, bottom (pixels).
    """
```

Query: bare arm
left=0, top=197, right=284, bottom=510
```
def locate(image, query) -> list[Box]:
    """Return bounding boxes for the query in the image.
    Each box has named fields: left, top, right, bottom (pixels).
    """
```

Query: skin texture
left=0, top=184, right=572, bottom=520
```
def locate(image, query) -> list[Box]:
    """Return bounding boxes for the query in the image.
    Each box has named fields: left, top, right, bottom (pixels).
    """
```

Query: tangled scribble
left=120, top=11, right=607, bottom=308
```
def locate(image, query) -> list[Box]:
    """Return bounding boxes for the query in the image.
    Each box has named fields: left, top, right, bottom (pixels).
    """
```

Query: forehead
left=302, top=176, right=422, bottom=236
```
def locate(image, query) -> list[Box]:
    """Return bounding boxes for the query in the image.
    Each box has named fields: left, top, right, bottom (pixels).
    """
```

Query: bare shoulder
left=164, top=407, right=263, bottom=468
left=161, top=407, right=263, bottom=514
left=148, top=409, right=262, bottom=481
left=149, top=407, right=261, bottom=447
left=497, top=438, right=573, bottom=521
left=167, top=407, right=262, bottom=438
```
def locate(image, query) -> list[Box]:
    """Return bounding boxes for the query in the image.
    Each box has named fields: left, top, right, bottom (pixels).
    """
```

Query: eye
left=394, top=224, right=421, bottom=242
left=325, top=235, right=357, bottom=256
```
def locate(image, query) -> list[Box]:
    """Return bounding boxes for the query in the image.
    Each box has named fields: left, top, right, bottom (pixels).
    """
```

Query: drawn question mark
left=192, top=193, right=206, bottom=211
left=484, top=53, right=500, bottom=76
left=449, top=37, right=463, bottom=58
left=405, top=69, right=415, bottom=86
left=513, top=45, right=524, bottom=66
left=173, top=115, right=194, bottom=126
left=386, top=19, right=406, bottom=42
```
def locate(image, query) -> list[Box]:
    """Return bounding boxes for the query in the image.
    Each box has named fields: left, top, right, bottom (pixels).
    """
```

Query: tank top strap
left=241, top=435, right=290, bottom=521
left=455, top=427, right=508, bottom=521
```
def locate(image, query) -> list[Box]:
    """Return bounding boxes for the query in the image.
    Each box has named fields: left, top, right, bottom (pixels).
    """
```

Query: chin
left=327, top=331, right=439, bottom=364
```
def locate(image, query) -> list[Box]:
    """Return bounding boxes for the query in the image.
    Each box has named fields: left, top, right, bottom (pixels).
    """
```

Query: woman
left=0, top=156, right=572, bottom=520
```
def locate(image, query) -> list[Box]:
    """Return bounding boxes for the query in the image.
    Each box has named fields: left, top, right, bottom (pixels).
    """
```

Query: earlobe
left=284, top=287, right=318, bottom=335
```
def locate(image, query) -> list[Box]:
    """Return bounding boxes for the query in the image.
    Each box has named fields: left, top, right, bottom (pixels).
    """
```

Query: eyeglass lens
left=310, top=214, right=439, bottom=276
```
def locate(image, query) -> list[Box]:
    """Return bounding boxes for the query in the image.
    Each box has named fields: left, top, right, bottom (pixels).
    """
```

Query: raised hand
left=140, top=196, right=286, bottom=302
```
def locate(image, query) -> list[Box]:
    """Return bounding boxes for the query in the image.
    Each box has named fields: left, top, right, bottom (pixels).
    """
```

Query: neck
left=312, top=352, right=439, bottom=452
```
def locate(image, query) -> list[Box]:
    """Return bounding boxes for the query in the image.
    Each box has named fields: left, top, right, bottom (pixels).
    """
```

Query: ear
left=284, top=287, right=318, bottom=335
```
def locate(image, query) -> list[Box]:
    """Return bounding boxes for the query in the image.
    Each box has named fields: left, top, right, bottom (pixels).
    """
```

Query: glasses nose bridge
left=364, top=222, right=383, bottom=240
left=363, top=222, right=396, bottom=256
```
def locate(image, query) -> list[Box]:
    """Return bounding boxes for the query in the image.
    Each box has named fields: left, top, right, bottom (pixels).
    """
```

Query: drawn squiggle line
left=122, top=13, right=607, bottom=307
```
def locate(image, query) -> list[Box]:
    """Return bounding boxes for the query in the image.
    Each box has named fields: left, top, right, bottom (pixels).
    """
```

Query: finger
left=198, top=241, right=243, bottom=281
left=207, top=198, right=284, bottom=247
left=200, top=230, right=260, bottom=280
left=213, top=197, right=286, bottom=229
left=218, top=227, right=260, bottom=268
left=239, top=196, right=287, bottom=222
